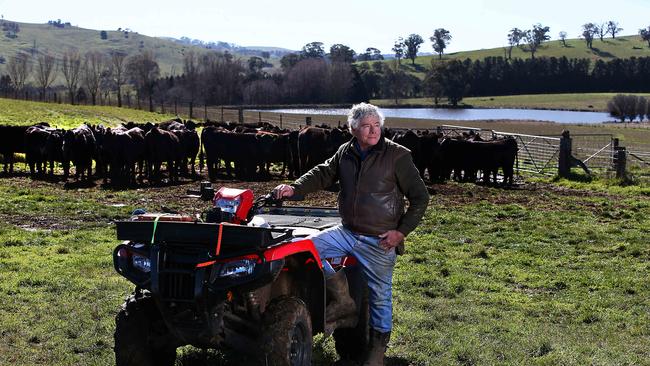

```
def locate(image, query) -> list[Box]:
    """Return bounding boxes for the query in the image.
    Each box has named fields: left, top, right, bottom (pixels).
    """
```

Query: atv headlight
left=218, top=259, right=256, bottom=278
left=132, top=254, right=151, bottom=273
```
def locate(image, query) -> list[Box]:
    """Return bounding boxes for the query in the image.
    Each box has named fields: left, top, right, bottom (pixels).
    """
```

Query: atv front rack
left=115, top=220, right=291, bottom=257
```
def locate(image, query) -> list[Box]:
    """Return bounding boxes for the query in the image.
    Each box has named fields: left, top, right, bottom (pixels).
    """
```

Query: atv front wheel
left=261, top=296, right=312, bottom=366
left=114, top=292, right=177, bottom=366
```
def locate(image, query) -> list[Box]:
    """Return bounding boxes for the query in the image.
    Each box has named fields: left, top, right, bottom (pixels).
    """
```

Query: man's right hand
left=273, top=184, right=294, bottom=199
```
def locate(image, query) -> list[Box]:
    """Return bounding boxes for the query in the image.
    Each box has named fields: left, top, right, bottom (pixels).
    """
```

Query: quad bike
left=113, top=184, right=370, bottom=365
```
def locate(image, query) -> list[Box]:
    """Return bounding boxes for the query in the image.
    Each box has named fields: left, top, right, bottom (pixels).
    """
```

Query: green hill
left=375, top=35, right=650, bottom=78
left=0, top=20, right=286, bottom=77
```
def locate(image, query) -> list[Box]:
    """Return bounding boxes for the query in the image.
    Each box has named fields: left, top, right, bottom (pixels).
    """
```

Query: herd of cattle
left=0, top=119, right=518, bottom=187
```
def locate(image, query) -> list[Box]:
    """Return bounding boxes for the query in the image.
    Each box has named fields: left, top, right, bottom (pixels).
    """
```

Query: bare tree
left=35, top=51, right=57, bottom=100
left=558, top=31, right=568, bottom=47
left=82, top=51, right=105, bottom=105
left=430, top=28, right=452, bottom=60
left=595, top=23, right=608, bottom=42
left=126, top=50, right=160, bottom=111
left=182, top=50, right=199, bottom=118
left=61, top=49, right=82, bottom=104
left=581, top=23, right=597, bottom=49
left=640, top=27, right=650, bottom=47
left=108, top=50, right=127, bottom=107
left=507, top=28, right=524, bottom=59
left=7, top=52, right=31, bottom=98
left=392, top=37, right=405, bottom=65
left=522, top=24, right=550, bottom=59
left=607, top=21, right=623, bottom=39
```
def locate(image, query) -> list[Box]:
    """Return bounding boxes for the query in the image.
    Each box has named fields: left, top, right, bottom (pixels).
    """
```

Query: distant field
left=0, top=98, right=174, bottom=129
left=369, top=34, right=650, bottom=77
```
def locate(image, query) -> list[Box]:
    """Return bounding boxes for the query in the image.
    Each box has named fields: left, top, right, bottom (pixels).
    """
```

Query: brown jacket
left=292, top=136, right=429, bottom=237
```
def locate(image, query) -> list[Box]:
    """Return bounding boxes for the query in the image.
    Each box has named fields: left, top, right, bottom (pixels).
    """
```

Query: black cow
left=145, top=127, right=182, bottom=184
left=62, top=124, right=96, bottom=181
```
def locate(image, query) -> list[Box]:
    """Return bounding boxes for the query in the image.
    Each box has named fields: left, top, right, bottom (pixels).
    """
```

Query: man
left=274, top=103, right=429, bottom=365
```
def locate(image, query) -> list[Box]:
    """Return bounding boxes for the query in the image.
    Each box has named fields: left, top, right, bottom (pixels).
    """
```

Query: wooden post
left=305, top=116, right=312, bottom=126
left=238, top=108, right=244, bottom=123
left=259, top=111, right=262, bottom=123
left=221, top=106, right=224, bottom=122
left=615, top=147, right=627, bottom=179
left=558, top=130, right=572, bottom=178
left=280, top=115, right=283, bottom=129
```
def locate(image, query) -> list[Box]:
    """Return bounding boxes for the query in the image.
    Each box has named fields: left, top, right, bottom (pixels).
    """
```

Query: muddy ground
left=0, top=171, right=632, bottom=232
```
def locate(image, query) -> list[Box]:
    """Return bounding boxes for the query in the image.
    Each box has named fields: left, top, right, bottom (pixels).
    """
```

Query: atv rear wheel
left=261, top=296, right=312, bottom=366
left=333, top=270, right=370, bottom=362
left=114, top=292, right=177, bottom=366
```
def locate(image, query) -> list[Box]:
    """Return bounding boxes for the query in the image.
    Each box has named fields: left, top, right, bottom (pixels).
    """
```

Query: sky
left=1, top=0, right=649, bottom=55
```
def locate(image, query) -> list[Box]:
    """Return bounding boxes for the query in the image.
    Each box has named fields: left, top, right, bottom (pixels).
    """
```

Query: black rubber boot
left=324, top=270, right=358, bottom=335
left=362, top=329, right=391, bottom=366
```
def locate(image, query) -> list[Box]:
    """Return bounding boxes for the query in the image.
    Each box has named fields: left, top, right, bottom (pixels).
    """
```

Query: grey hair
left=347, top=103, right=384, bottom=130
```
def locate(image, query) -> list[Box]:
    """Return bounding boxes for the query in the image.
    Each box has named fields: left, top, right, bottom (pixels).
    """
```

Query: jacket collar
left=347, top=135, right=386, bottom=157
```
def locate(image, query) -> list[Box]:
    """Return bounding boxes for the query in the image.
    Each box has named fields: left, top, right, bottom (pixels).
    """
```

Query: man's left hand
left=378, top=230, right=404, bottom=252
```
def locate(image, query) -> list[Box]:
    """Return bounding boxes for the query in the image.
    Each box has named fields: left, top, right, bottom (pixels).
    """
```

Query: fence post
left=221, top=106, right=224, bottom=122
left=306, top=116, right=312, bottom=126
left=558, top=130, right=572, bottom=178
left=238, top=108, right=244, bottom=123
left=280, top=115, right=283, bottom=129
left=259, top=111, right=262, bottom=123
left=615, top=147, right=627, bottom=179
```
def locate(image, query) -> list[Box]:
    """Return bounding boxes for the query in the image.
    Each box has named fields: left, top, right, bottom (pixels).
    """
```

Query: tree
left=280, top=53, right=300, bottom=70
left=127, top=50, right=160, bottom=112
left=61, top=49, right=82, bottom=104
left=438, top=60, right=469, bottom=106
left=607, top=21, right=622, bottom=39
left=100, top=30, right=108, bottom=40
left=403, top=34, right=424, bottom=65
left=358, top=47, right=384, bottom=61
left=301, top=42, right=325, bottom=59
left=182, top=50, right=200, bottom=118
left=424, top=61, right=444, bottom=105
left=6, top=52, right=31, bottom=98
left=523, top=24, right=550, bottom=59
left=595, top=23, right=607, bottom=42
left=82, top=51, right=105, bottom=105
left=108, top=50, right=127, bottom=107
left=558, top=31, right=568, bottom=47
left=392, top=38, right=405, bottom=65
left=581, top=23, right=597, bottom=49
left=383, top=60, right=409, bottom=104
left=35, top=51, right=57, bottom=100
left=507, top=28, right=524, bottom=59
left=329, top=44, right=356, bottom=63
left=639, top=27, right=650, bottom=47
left=430, top=28, right=452, bottom=59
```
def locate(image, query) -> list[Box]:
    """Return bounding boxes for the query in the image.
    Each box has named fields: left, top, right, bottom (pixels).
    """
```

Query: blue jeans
left=309, top=224, right=397, bottom=333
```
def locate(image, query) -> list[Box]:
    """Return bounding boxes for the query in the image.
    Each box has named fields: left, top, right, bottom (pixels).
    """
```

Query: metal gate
left=438, top=125, right=616, bottom=177
left=438, top=125, right=561, bottom=176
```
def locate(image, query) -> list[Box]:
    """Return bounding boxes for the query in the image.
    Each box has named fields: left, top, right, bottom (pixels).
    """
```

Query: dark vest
left=337, top=137, right=410, bottom=236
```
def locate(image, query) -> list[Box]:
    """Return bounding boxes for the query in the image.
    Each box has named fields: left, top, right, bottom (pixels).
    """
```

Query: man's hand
left=378, top=230, right=404, bottom=252
left=273, top=184, right=294, bottom=199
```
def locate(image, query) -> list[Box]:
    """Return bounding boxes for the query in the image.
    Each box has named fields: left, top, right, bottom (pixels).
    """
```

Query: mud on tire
left=261, top=296, right=312, bottom=366
left=114, top=291, right=177, bottom=366
left=333, top=270, right=370, bottom=362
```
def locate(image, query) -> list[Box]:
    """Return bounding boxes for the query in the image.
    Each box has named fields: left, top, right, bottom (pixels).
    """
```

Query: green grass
left=0, top=98, right=649, bottom=365
left=0, top=98, right=175, bottom=128
left=1, top=177, right=649, bottom=365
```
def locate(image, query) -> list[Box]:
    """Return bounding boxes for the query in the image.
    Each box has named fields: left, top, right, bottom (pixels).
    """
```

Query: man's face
left=352, top=115, right=381, bottom=151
